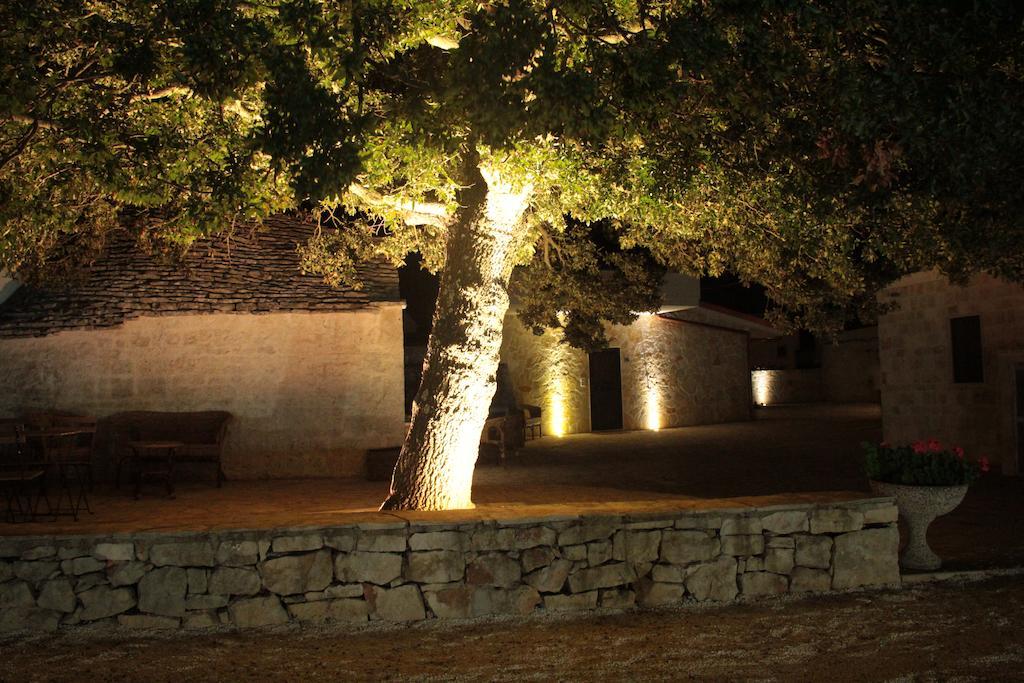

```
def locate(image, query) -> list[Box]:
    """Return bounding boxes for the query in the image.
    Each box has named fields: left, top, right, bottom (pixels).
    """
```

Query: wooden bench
left=111, top=411, right=232, bottom=488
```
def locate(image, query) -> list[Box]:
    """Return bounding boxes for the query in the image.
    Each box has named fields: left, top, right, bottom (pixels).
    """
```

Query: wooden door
left=589, top=348, right=623, bottom=431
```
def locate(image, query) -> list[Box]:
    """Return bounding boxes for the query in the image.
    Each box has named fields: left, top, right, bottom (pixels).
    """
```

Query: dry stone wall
left=0, top=499, right=899, bottom=633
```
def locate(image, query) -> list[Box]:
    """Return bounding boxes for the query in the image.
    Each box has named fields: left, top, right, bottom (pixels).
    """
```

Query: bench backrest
left=110, top=411, right=232, bottom=445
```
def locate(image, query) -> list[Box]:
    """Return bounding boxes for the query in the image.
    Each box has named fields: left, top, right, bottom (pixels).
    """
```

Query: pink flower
left=927, top=438, right=943, bottom=453
left=880, top=441, right=891, bottom=449
left=979, top=456, right=991, bottom=473
left=911, top=441, right=928, bottom=454
left=953, top=446, right=964, bottom=460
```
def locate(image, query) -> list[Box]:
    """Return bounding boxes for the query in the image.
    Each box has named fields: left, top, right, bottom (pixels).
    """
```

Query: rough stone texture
left=229, top=596, right=289, bottom=627
left=408, top=551, right=464, bottom=584
left=108, top=561, right=149, bottom=587
left=471, top=586, right=541, bottom=617
left=187, top=568, right=208, bottom=595
left=185, top=594, right=229, bottom=610
left=150, top=541, right=216, bottom=568
left=467, top=554, right=521, bottom=589
left=216, top=541, right=260, bottom=566
left=790, top=567, right=832, bottom=593
left=558, top=523, right=617, bottom=547
left=587, top=541, right=612, bottom=567
left=520, top=547, right=556, bottom=573
left=523, top=560, right=571, bottom=593
left=470, top=528, right=515, bottom=552
left=562, top=544, right=587, bottom=561
left=0, top=581, right=35, bottom=608
left=324, top=534, right=357, bottom=552
left=544, top=591, right=599, bottom=612
left=117, top=614, right=180, bottom=629
left=623, top=530, right=661, bottom=565
left=685, top=557, right=739, bottom=602
left=79, top=586, right=135, bottom=621
left=863, top=505, right=899, bottom=525
left=93, top=543, right=134, bottom=562
left=209, top=567, right=261, bottom=596
left=832, top=527, right=901, bottom=590
left=410, top=531, right=464, bottom=552
left=75, top=573, right=108, bottom=592
left=183, top=611, right=220, bottom=629
left=794, top=535, right=833, bottom=570
left=37, top=579, right=76, bottom=613
left=356, top=532, right=407, bottom=553
left=366, top=585, right=425, bottom=622
left=138, top=566, right=188, bottom=616
left=272, top=535, right=323, bottom=554
left=288, top=599, right=368, bottom=623
left=661, top=530, right=720, bottom=564
left=764, top=547, right=795, bottom=575
left=334, top=552, right=402, bottom=585
left=21, top=546, right=56, bottom=561
left=260, top=550, right=333, bottom=595
left=0, top=607, right=60, bottom=633
left=599, top=588, right=636, bottom=609
left=651, top=564, right=686, bottom=583
left=568, top=563, right=632, bottom=593
left=0, top=562, right=11, bottom=584
left=721, top=535, right=764, bottom=557
left=741, top=572, right=789, bottom=597
left=720, top=517, right=763, bottom=536
left=14, top=561, right=59, bottom=583
left=761, top=511, right=809, bottom=535
left=810, top=508, right=865, bottom=535
left=62, top=557, right=105, bottom=576
left=513, top=526, right=557, bottom=549
left=637, top=581, right=685, bottom=607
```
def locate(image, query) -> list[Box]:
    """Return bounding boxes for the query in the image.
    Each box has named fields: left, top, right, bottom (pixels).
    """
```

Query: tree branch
left=348, top=183, right=451, bottom=228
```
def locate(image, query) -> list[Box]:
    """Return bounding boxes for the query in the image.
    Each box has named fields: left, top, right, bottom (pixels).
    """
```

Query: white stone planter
left=869, top=480, right=968, bottom=571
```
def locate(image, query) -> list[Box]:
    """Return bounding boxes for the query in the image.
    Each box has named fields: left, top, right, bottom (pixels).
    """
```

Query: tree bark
left=380, top=155, right=532, bottom=510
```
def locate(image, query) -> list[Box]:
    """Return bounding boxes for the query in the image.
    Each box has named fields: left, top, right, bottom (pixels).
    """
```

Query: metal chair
left=0, top=420, right=50, bottom=523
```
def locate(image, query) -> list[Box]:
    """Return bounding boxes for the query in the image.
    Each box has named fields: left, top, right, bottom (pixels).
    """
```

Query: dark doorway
left=589, top=348, right=623, bottom=431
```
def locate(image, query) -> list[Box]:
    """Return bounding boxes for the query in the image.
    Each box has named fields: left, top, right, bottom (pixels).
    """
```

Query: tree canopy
left=3, top=0, right=1023, bottom=334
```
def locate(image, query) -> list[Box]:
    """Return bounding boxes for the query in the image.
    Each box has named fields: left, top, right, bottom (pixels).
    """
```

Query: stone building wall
left=879, top=271, right=1024, bottom=474
left=0, top=307, right=406, bottom=479
left=821, top=327, right=881, bottom=404
left=500, top=313, right=751, bottom=436
left=0, top=498, right=899, bottom=633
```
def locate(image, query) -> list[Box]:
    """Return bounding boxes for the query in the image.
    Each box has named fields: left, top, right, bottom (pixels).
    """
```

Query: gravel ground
left=3, top=575, right=1023, bottom=682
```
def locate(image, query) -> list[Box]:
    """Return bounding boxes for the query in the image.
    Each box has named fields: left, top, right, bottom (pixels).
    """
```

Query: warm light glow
left=645, top=384, right=661, bottom=431
left=752, top=370, right=773, bottom=406
left=550, top=388, right=567, bottom=437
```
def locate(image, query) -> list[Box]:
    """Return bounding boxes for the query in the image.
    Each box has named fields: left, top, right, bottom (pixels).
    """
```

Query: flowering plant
left=863, top=439, right=989, bottom=486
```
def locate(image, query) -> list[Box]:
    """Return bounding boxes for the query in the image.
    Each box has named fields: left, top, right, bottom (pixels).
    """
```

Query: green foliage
left=863, top=441, right=986, bottom=487
left=3, top=0, right=1023, bottom=338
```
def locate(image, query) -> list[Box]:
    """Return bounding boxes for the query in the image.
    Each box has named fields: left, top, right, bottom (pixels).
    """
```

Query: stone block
left=260, top=550, right=333, bottom=595
left=760, top=511, right=809, bottom=535
left=409, top=531, right=464, bottom=552
left=651, top=564, right=686, bottom=583
left=117, top=614, right=180, bottom=629
left=93, top=543, right=134, bottom=562
left=685, top=557, right=739, bottom=602
left=673, top=514, right=723, bottom=530
left=766, top=536, right=795, bottom=549
left=0, top=580, right=35, bottom=608
left=568, top=563, right=632, bottom=593
left=79, top=586, right=135, bottom=621
left=471, top=586, right=541, bottom=617
left=558, top=523, right=616, bottom=546
left=661, top=530, right=720, bottom=564
left=366, top=584, right=425, bottom=621
left=523, top=559, right=571, bottom=593
left=183, top=611, right=220, bottom=629
left=138, top=566, right=187, bottom=616
left=721, top=535, right=764, bottom=557
left=721, top=516, right=763, bottom=536
left=20, top=546, right=55, bottom=561
left=832, top=527, right=900, bottom=590
left=229, top=596, right=289, bottom=627
left=809, top=508, right=864, bottom=535
left=744, top=557, right=764, bottom=572
left=466, top=554, right=521, bottom=588
left=0, top=607, right=60, bottom=633
left=207, top=569, right=262, bottom=593
left=216, top=540, right=260, bottom=567
left=334, top=552, right=402, bottom=585
left=288, top=599, right=369, bottom=623
left=863, top=505, right=899, bottom=525
left=599, top=588, right=636, bottom=609
left=0, top=561, right=11, bottom=583
left=520, top=546, right=556, bottom=573
left=407, top=551, right=464, bottom=584
left=62, top=557, right=105, bottom=576
left=271, top=535, right=323, bottom=554
left=636, top=580, right=685, bottom=607
left=324, top=533, right=357, bottom=552
left=323, top=584, right=364, bottom=599
left=562, top=544, right=587, bottom=561
left=624, top=530, right=661, bottom=565
left=14, top=561, right=59, bottom=583
left=57, top=544, right=91, bottom=560
left=764, top=548, right=795, bottom=575
left=107, top=561, right=149, bottom=587
left=149, top=541, right=216, bottom=567
left=740, top=572, right=788, bottom=597
left=425, top=585, right=474, bottom=619
left=37, top=579, right=76, bottom=613
left=187, top=568, right=208, bottom=595
left=470, top=527, right=515, bottom=551
left=794, top=535, right=832, bottom=569
left=513, top=526, right=557, bottom=549
left=185, top=594, right=229, bottom=610
left=356, top=531, right=407, bottom=553
left=587, top=541, right=612, bottom=567
left=544, top=591, right=599, bottom=612
left=790, top=567, right=832, bottom=593
left=75, top=572, right=108, bottom=592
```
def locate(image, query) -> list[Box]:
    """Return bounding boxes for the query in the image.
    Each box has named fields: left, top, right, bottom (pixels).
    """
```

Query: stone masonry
left=0, top=499, right=899, bottom=633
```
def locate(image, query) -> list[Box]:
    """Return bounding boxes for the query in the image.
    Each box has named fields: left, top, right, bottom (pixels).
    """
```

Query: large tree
left=3, top=1, right=1023, bottom=509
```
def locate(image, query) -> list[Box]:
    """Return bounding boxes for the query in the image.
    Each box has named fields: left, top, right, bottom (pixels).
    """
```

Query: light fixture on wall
left=752, top=370, right=772, bottom=406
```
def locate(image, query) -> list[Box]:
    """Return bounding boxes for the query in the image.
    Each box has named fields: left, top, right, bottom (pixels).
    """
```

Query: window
left=950, top=315, right=983, bottom=383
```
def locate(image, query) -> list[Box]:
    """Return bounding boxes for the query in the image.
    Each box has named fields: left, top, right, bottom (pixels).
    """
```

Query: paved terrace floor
left=2, top=404, right=1021, bottom=570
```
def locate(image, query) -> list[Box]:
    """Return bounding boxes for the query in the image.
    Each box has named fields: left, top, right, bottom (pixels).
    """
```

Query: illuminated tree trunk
left=380, top=159, right=532, bottom=511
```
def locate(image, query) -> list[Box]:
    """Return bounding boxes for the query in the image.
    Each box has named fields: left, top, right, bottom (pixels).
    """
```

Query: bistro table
left=26, top=426, right=94, bottom=521
left=126, top=440, right=183, bottom=499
